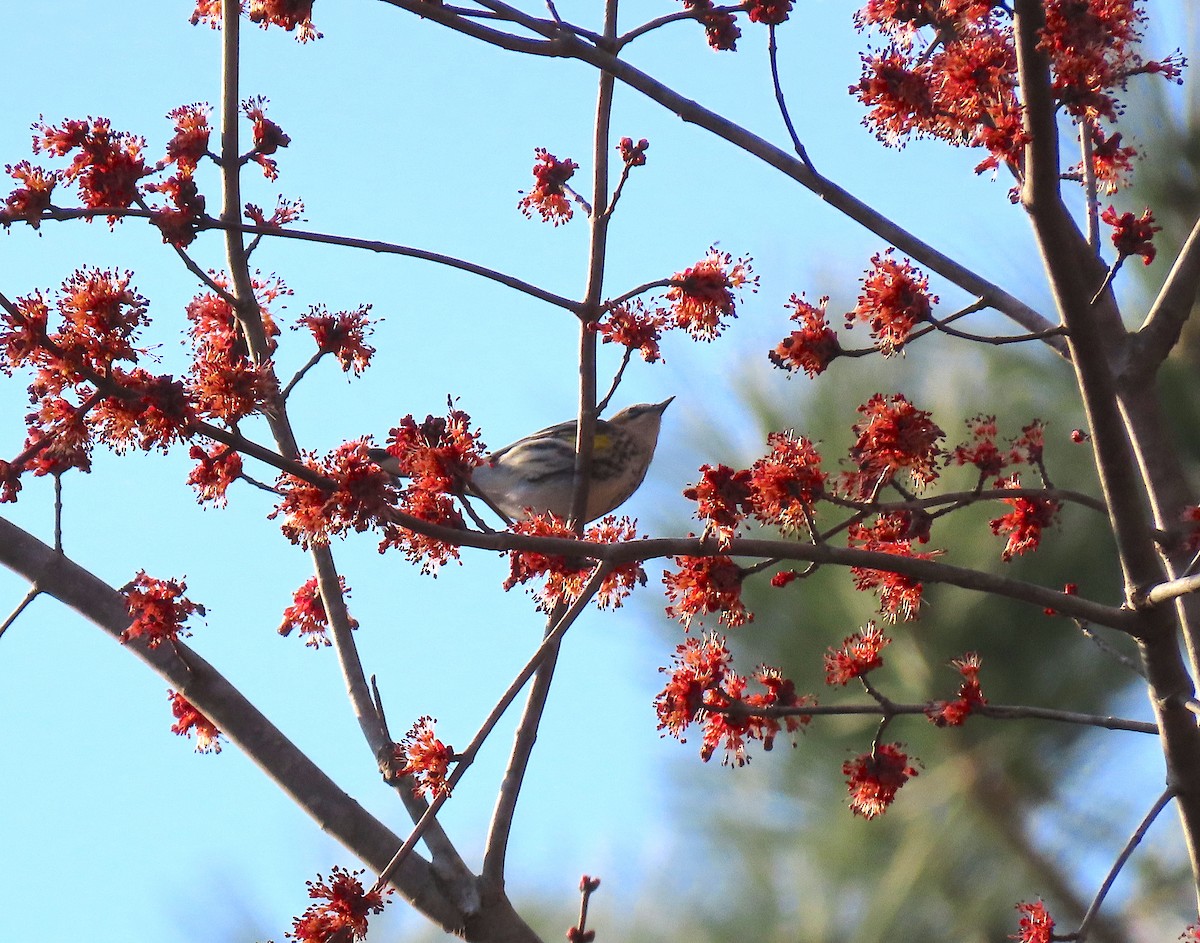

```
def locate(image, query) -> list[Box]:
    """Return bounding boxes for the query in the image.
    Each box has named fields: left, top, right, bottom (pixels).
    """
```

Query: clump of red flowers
left=666, top=247, right=757, bottom=341
left=989, top=474, right=1061, bottom=561
left=33, top=116, right=148, bottom=220
left=503, top=513, right=646, bottom=611
left=843, top=742, right=919, bottom=818
left=824, top=621, right=890, bottom=685
left=122, top=570, right=206, bottom=648
left=278, top=575, right=358, bottom=648
left=655, top=634, right=811, bottom=765
left=663, top=554, right=751, bottom=628
left=1101, top=205, right=1161, bottom=265
left=168, top=691, right=224, bottom=753
left=769, top=294, right=841, bottom=377
left=593, top=300, right=666, bottom=364
left=926, top=652, right=988, bottom=726
left=848, top=514, right=939, bottom=621
left=1010, top=900, right=1054, bottom=943
left=846, top=251, right=937, bottom=355
left=518, top=148, right=581, bottom=225
left=844, top=392, right=945, bottom=497
left=0, top=161, right=57, bottom=229
left=289, top=867, right=389, bottom=943
left=296, top=304, right=377, bottom=376
left=393, top=717, right=455, bottom=799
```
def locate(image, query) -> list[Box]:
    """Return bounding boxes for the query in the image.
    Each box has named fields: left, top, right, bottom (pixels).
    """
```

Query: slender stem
left=379, top=564, right=612, bottom=891
left=1080, top=118, right=1100, bottom=251
left=1074, top=788, right=1174, bottom=942
left=0, top=585, right=40, bottom=643
left=767, top=24, right=815, bottom=173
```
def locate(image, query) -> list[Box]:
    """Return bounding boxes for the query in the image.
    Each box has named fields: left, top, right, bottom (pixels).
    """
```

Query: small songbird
left=370, top=398, right=673, bottom=523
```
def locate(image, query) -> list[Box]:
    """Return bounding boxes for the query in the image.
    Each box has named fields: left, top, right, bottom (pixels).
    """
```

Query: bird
left=369, top=398, right=673, bottom=524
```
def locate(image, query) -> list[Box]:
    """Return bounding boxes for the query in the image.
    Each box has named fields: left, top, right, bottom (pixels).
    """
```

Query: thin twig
left=768, top=24, right=816, bottom=173
left=53, top=473, right=64, bottom=552
left=281, top=350, right=324, bottom=401
left=1074, top=787, right=1175, bottom=942
left=374, top=564, right=613, bottom=892
left=0, top=585, right=40, bottom=643
left=1080, top=118, right=1100, bottom=251
left=596, top=347, right=633, bottom=414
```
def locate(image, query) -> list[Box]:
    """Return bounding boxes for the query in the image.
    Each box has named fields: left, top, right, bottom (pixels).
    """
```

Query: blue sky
left=0, top=2, right=1191, bottom=941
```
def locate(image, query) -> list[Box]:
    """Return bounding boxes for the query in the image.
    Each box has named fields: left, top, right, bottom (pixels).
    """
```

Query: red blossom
left=248, top=0, right=322, bottom=42
left=33, top=116, right=148, bottom=221
left=242, top=96, right=291, bottom=178
left=683, top=0, right=742, bottom=50
left=164, top=103, right=211, bottom=173
left=666, top=247, right=757, bottom=341
left=122, top=571, right=205, bottom=648
left=145, top=172, right=207, bottom=247
left=245, top=196, right=305, bottom=228
left=168, top=691, right=223, bottom=754
left=517, top=148, right=580, bottom=225
left=824, top=621, right=890, bottom=685
left=663, top=555, right=751, bottom=628
left=748, top=431, right=828, bottom=534
left=989, top=474, right=1061, bottom=560
left=393, top=717, right=455, bottom=799
left=683, top=464, right=752, bottom=547
left=846, top=251, right=936, bottom=355
left=1043, top=581, right=1079, bottom=617
left=187, top=443, right=243, bottom=505
left=376, top=486, right=467, bottom=575
left=297, top=304, right=377, bottom=375
left=593, top=301, right=665, bottom=363
left=747, top=0, right=793, bottom=25
left=769, top=293, right=842, bottom=377
left=655, top=634, right=810, bottom=765
left=926, top=652, right=988, bottom=726
left=617, top=136, right=650, bottom=166
left=0, top=161, right=57, bottom=229
left=848, top=515, right=939, bottom=621
left=1010, top=900, right=1054, bottom=943
left=1101, top=205, right=1160, bottom=265
left=845, top=393, right=945, bottom=497
left=279, top=575, right=358, bottom=648
left=290, top=867, right=389, bottom=943
left=843, top=742, right=918, bottom=818
left=770, top=569, right=800, bottom=587
left=272, top=440, right=396, bottom=549
left=376, top=407, right=484, bottom=495
left=503, top=514, right=646, bottom=611
left=949, top=414, right=1008, bottom=478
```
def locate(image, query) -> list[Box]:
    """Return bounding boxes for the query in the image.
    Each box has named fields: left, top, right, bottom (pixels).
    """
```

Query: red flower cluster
left=1010, top=900, right=1054, bottom=943
left=297, top=304, right=377, bottom=376
left=845, top=393, right=945, bottom=497
left=747, top=0, right=793, bottom=25
left=394, top=717, right=455, bottom=799
left=853, top=0, right=1180, bottom=188
left=655, top=634, right=810, bottom=765
left=122, top=570, right=206, bottom=648
left=926, top=652, right=987, bottom=726
left=683, top=0, right=742, bottom=51
left=593, top=301, right=666, bottom=364
left=168, top=691, right=223, bottom=754
left=518, top=148, right=580, bottom=225
left=377, top=407, right=483, bottom=495
left=666, top=247, right=757, bottom=341
left=617, top=136, right=650, bottom=167
left=824, top=621, right=890, bottom=685
left=277, top=441, right=401, bottom=549
left=187, top=443, right=243, bottom=506
left=1101, top=205, right=1161, bottom=265
left=246, top=195, right=305, bottom=229
left=849, top=514, right=938, bottom=621
left=843, top=742, right=918, bottom=819
left=769, top=294, right=841, bottom=377
left=164, top=103, right=211, bottom=173
left=0, top=161, right=57, bottom=229
left=989, top=474, right=1061, bottom=560
left=278, top=575, right=358, bottom=648
left=243, top=96, right=291, bottom=179
left=33, top=116, right=148, bottom=220
left=290, top=868, right=389, bottom=943
left=248, top=0, right=322, bottom=42
left=503, top=514, right=646, bottom=611
left=683, top=433, right=828, bottom=545
left=663, top=555, right=751, bottom=628
left=846, top=251, right=937, bottom=355
left=949, top=414, right=1007, bottom=478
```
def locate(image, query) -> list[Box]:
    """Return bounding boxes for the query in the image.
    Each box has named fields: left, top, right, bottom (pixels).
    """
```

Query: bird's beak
left=656, top=396, right=675, bottom=412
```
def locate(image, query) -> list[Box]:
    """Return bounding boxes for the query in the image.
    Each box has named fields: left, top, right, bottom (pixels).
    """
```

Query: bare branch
left=1134, top=211, right=1200, bottom=372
